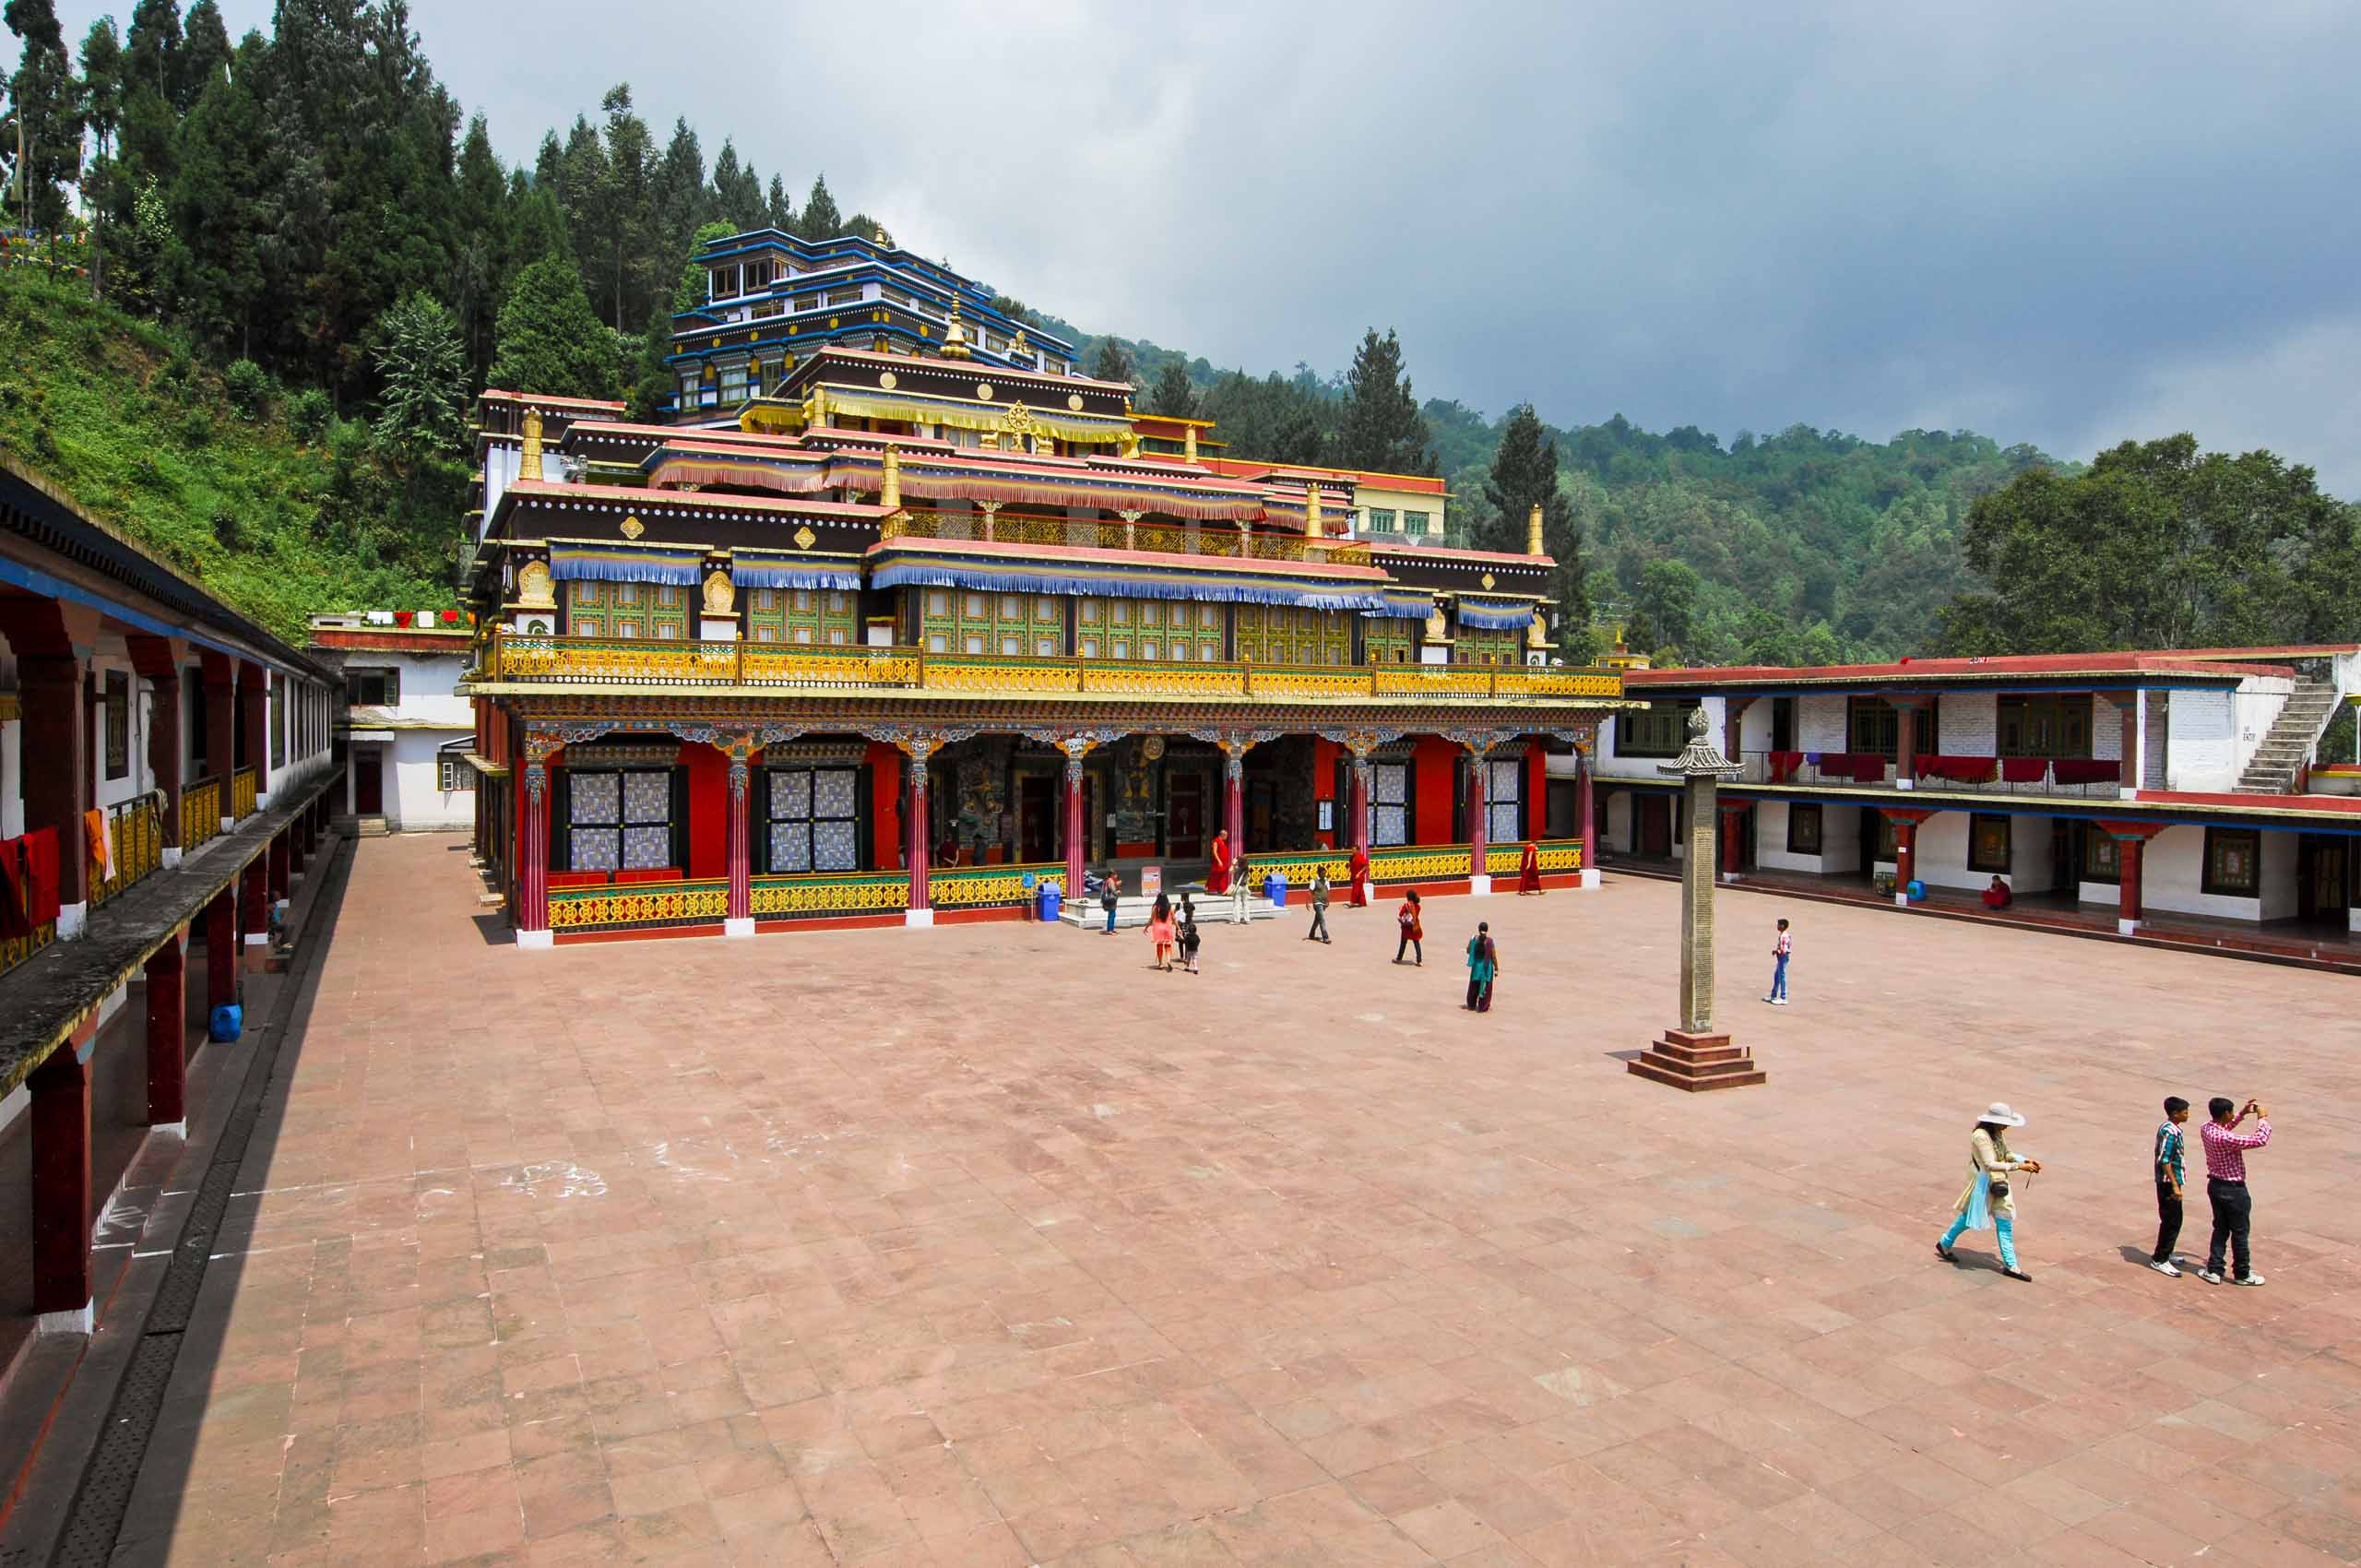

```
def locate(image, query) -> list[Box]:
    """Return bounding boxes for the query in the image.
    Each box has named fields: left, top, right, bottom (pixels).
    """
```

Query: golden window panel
left=1236, top=604, right=1348, bottom=666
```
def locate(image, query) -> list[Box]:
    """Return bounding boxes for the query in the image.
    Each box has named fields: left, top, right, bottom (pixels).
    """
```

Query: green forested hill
left=0, top=269, right=457, bottom=640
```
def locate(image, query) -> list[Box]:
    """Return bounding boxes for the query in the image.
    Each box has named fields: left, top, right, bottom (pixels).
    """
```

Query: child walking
left=1178, top=895, right=1201, bottom=974
left=2152, top=1096, right=2189, bottom=1276
left=1764, top=918, right=1791, bottom=1004
left=1394, top=889, right=1424, bottom=965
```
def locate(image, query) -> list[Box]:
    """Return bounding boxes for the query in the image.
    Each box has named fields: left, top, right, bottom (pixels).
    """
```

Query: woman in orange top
left=1146, top=893, right=1177, bottom=971
left=1517, top=840, right=1542, bottom=896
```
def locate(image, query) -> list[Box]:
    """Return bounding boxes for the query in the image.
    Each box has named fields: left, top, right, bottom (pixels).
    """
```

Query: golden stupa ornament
left=941, top=295, right=972, bottom=360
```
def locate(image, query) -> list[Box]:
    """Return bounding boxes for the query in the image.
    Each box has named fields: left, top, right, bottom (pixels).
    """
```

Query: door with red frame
left=1167, top=772, right=1205, bottom=859
left=1637, top=793, right=1671, bottom=858
left=1019, top=774, right=1055, bottom=863
left=354, top=748, right=385, bottom=814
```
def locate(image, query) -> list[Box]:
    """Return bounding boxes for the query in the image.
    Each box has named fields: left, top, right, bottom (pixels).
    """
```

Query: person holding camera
left=1936, top=1101, right=2042, bottom=1281
left=2198, top=1096, right=2272, bottom=1287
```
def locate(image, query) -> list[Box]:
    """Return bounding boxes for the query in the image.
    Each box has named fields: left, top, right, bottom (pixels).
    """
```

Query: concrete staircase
left=1058, top=892, right=1287, bottom=930
left=2236, top=678, right=2341, bottom=793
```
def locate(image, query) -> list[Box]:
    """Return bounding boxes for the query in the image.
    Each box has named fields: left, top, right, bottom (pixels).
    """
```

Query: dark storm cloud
left=34, top=0, right=2361, bottom=486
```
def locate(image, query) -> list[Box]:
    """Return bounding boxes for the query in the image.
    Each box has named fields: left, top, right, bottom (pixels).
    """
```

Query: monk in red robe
left=1517, top=840, right=1543, bottom=896
left=1207, top=829, right=1233, bottom=895
left=1347, top=844, right=1370, bottom=907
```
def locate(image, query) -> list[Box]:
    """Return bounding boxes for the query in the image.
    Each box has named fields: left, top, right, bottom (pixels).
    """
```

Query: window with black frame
left=2202, top=827, right=2260, bottom=897
left=765, top=766, right=863, bottom=873
left=1968, top=814, right=2012, bottom=873
left=1370, top=762, right=1410, bottom=847
left=1786, top=802, right=1822, bottom=854
left=565, top=769, right=676, bottom=873
left=1616, top=701, right=1696, bottom=758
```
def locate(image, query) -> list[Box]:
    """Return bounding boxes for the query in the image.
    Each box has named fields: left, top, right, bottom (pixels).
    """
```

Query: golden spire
left=1306, top=481, right=1323, bottom=535
left=1527, top=501, right=1545, bottom=556
left=940, top=295, right=972, bottom=360
left=1183, top=423, right=1197, bottom=462
left=519, top=408, right=544, bottom=481
left=880, top=443, right=901, bottom=511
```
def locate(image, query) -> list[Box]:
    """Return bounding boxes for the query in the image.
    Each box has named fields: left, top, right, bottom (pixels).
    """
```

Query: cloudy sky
left=26, top=0, right=2361, bottom=489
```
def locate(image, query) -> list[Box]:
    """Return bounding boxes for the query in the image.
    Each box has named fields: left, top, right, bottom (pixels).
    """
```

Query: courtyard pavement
left=92, top=835, right=2361, bottom=1565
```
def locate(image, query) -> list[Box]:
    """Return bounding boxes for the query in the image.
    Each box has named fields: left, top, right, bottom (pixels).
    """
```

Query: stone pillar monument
left=1629, top=707, right=1767, bottom=1091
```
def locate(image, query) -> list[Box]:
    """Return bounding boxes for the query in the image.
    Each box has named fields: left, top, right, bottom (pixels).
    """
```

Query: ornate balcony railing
left=881, top=508, right=1372, bottom=567
left=89, top=795, right=163, bottom=909
left=182, top=776, right=223, bottom=851
left=231, top=766, right=259, bottom=821
left=482, top=630, right=1623, bottom=704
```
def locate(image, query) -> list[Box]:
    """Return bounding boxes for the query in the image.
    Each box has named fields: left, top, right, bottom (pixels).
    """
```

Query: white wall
left=386, top=731, right=474, bottom=831
left=1605, top=789, right=1631, bottom=850
left=1595, top=695, right=1726, bottom=781
left=2167, top=690, right=2236, bottom=791
left=1904, top=813, right=1988, bottom=894
left=2143, top=692, right=2169, bottom=790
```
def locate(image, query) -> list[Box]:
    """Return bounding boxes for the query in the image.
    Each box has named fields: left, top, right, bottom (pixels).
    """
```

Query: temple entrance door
left=2298, top=835, right=2348, bottom=926
left=1637, top=794, right=1671, bottom=858
left=1019, top=775, right=1055, bottom=863
left=354, top=749, right=384, bottom=815
left=1247, top=778, right=1276, bottom=849
left=1168, top=773, right=1205, bottom=859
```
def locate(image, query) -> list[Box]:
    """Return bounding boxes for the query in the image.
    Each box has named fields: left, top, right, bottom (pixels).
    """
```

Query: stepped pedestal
left=1628, top=1028, right=1767, bottom=1092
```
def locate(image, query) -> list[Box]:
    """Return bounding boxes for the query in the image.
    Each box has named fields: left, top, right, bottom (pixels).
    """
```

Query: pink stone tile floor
left=98, top=834, right=2361, bottom=1565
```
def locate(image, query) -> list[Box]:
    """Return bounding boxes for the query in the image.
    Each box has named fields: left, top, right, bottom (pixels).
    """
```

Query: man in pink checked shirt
left=2198, top=1096, right=2273, bottom=1287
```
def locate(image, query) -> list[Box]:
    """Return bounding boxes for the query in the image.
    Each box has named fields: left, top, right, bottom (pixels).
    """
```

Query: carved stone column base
left=1628, top=1028, right=1767, bottom=1092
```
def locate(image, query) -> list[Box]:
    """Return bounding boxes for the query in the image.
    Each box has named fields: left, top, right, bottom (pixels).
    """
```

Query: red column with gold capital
left=1063, top=753, right=1087, bottom=907
left=1576, top=745, right=1599, bottom=890
left=516, top=753, right=552, bottom=948
left=1466, top=747, right=1490, bottom=892
left=904, top=742, right=936, bottom=926
left=1348, top=756, right=1370, bottom=858
left=1224, top=751, right=1245, bottom=863
left=725, top=746, right=753, bottom=936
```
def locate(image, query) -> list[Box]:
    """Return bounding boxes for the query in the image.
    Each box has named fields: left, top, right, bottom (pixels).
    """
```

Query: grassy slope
left=0, top=269, right=452, bottom=644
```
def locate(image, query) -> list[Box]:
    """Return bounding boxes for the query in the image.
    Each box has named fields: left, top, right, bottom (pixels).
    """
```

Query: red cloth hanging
left=1999, top=757, right=2049, bottom=784
left=19, top=827, right=61, bottom=926
left=1768, top=751, right=1805, bottom=784
left=2050, top=758, right=2121, bottom=786
left=1851, top=754, right=1889, bottom=784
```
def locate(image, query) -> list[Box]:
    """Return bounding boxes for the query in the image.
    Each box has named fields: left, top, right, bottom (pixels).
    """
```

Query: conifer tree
left=372, top=292, right=468, bottom=457
left=1335, top=328, right=1434, bottom=476
left=1089, top=338, right=1134, bottom=387
left=1147, top=360, right=1196, bottom=419
left=176, top=1, right=230, bottom=109
left=79, top=17, right=124, bottom=297
left=709, top=139, right=763, bottom=231
left=170, top=41, right=267, bottom=351
left=1484, top=403, right=1590, bottom=646
left=798, top=172, right=841, bottom=239
left=765, top=172, right=792, bottom=231
left=4, top=0, right=81, bottom=258
left=488, top=252, right=620, bottom=400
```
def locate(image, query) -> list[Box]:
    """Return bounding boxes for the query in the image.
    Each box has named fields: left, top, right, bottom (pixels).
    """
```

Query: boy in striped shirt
left=2150, top=1097, right=2189, bottom=1276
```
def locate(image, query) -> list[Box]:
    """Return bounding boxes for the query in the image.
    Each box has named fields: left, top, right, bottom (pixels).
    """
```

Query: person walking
left=2198, top=1096, right=2272, bottom=1286
left=1763, top=918, right=1792, bottom=1004
left=1231, top=854, right=1252, bottom=925
left=1935, top=1101, right=2042, bottom=1282
left=1146, top=893, right=1176, bottom=971
left=1464, top=922, right=1499, bottom=1011
left=2151, top=1096, right=2191, bottom=1276
left=1207, top=829, right=1234, bottom=895
left=1347, top=843, right=1370, bottom=908
left=1517, top=840, right=1543, bottom=895
left=1099, top=868, right=1122, bottom=935
left=1306, top=868, right=1333, bottom=943
left=1178, top=894, right=1201, bottom=975
left=1393, top=888, right=1423, bottom=965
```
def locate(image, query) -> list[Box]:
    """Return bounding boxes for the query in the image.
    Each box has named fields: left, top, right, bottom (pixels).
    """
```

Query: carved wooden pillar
left=516, top=731, right=556, bottom=949
left=1348, top=754, right=1371, bottom=858
left=1465, top=742, right=1491, bottom=893
left=1576, top=741, right=1599, bottom=889
left=725, top=737, right=753, bottom=936
left=900, top=737, right=940, bottom=926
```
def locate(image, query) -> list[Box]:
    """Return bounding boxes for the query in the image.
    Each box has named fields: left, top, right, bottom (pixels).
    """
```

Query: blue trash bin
left=1038, top=883, right=1062, bottom=923
left=1905, top=878, right=1927, bottom=902
left=1264, top=871, right=1287, bottom=908
left=208, top=1003, right=243, bottom=1043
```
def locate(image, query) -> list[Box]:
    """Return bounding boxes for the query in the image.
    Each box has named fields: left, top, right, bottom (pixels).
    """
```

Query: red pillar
left=201, top=653, right=235, bottom=828
left=238, top=661, right=267, bottom=807
left=1893, top=818, right=1918, bottom=905
left=1466, top=750, right=1489, bottom=887
left=1348, top=758, right=1370, bottom=857
left=516, top=763, right=551, bottom=946
left=136, top=653, right=184, bottom=860
left=19, top=653, right=92, bottom=931
left=205, top=888, right=236, bottom=1016
left=29, top=1044, right=93, bottom=1330
left=1224, top=754, right=1245, bottom=862
left=1062, top=756, right=1086, bottom=903
left=268, top=830, right=291, bottom=904
left=725, top=755, right=752, bottom=932
left=2118, top=835, right=2144, bottom=934
left=1576, top=752, right=1597, bottom=887
left=1720, top=803, right=1748, bottom=881
left=905, top=750, right=932, bottom=919
left=242, top=855, right=268, bottom=963
left=146, top=936, right=187, bottom=1128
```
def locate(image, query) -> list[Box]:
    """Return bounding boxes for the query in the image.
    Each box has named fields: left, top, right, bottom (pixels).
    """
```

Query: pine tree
left=372, top=291, right=468, bottom=457
left=1147, top=360, right=1196, bottom=419
left=452, top=113, right=507, bottom=377
left=4, top=0, right=82, bottom=258
left=1484, top=403, right=1590, bottom=644
left=78, top=17, right=124, bottom=298
left=170, top=43, right=267, bottom=350
left=488, top=253, right=621, bottom=399
left=765, top=172, right=792, bottom=231
left=709, top=139, right=763, bottom=231
left=1335, top=328, right=1434, bottom=475
left=1089, top=338, right=1134, bottom=387
left=121, top=0, right=180, bottom=101
left=591, top=83, right=656, bottom=332
left=797, top=172, right=841, bottom=239
left=176, top=1, right=230, bottom=109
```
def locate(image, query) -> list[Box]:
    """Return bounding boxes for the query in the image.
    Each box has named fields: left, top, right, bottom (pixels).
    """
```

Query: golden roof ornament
left=941, top=295, right=972, bottom=360
left=519, top=408, right=544, bottom=481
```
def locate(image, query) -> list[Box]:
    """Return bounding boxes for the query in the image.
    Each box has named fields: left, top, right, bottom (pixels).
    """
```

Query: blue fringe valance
left=871, top=560, right=1386, bottom=612
left=731, top=561, right=861, bottom=590
left=1364, top=590, right=1436, bottom=620
left=1456, top=600, right=1536, bottom=631
left=549, top=544, right=704, bottom=586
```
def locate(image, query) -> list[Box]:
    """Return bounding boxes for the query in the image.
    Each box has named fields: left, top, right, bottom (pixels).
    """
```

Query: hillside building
left=306, top=612, right=476, bottom=832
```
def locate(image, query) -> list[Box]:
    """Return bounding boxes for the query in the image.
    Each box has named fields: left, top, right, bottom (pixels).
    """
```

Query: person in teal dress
left=1464, top=921, right=1498, bottom=1011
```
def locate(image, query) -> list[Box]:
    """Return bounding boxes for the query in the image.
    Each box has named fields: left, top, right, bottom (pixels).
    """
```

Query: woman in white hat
left=1934, top=1101, right=2043, bottom=1281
